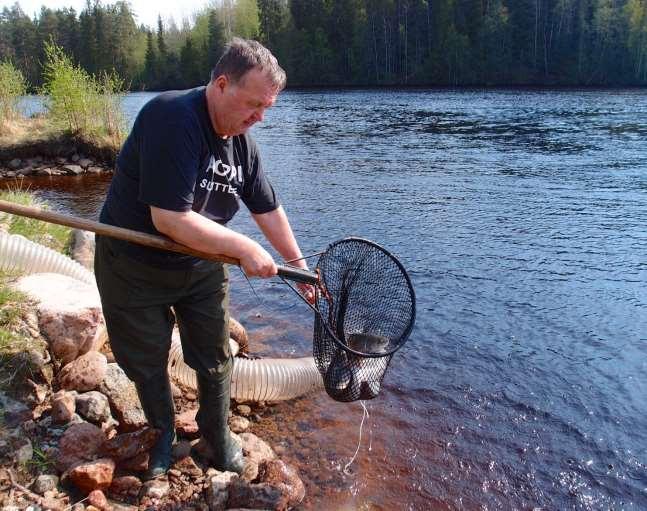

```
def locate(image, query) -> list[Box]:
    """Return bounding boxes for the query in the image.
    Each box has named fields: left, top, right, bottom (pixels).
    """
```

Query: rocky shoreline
left=0, top=232, right=306, bottom=511
left=0, top=155, right=113, bottom=179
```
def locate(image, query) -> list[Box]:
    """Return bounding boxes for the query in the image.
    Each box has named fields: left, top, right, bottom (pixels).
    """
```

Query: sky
left=1, top=0, right=212, bottom=29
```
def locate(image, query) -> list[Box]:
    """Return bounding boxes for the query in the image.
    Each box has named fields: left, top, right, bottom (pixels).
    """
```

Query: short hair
left=210, top=38, right=286, bottom=91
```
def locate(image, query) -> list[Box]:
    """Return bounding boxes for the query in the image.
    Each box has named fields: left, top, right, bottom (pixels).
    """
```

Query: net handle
left=0, top=199, right=319, bottom=284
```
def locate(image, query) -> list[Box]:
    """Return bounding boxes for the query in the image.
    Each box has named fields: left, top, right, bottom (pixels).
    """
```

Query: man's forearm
left=252, top=206, right=307, bottom=269
left=150, top=206, right=256, bottom=260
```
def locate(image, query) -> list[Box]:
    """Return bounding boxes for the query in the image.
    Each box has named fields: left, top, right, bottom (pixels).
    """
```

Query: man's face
left=212, top=68, right=279, bottom=137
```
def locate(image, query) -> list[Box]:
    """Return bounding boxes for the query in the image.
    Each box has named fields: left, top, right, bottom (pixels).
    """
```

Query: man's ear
left=214, top=74, right=228, bottom=93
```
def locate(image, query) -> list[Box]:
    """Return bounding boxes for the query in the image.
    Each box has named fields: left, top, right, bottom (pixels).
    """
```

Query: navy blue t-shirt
left=100, top=87, right=279, bottom=267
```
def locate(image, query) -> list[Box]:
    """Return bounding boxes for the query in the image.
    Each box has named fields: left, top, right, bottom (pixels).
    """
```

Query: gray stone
left=33, top=474, right=59, bottom=495
left=16, top=167, right=34, bottom=176
left=0, top=392, right=31, bottom=428
left=14, top=439, right=33, bottom=464
left=70, top=154, right=81, bottom=162
left=37, top=168, right=53, bottom=176
left=8, top=158, right=21, bottom=169
left=239, top=432, right=276, bottom=466
left=97, top=364, right=146, bottom=432
left=63, top=164, right=84, bottom=175
left=236, top=405, right=252, bottom=417
left=86, top=166, right=104, bottom=174
left=75, top=391, right=111, bottom=424
left=229, top=416, right=250, bottom=433
left=206, top=471, right=239, bottom=511
left=139, top=479, right=169, bottom=499
left=5, top=170, right=16, bottom=178
left=78, top=158, right=93, bottom=169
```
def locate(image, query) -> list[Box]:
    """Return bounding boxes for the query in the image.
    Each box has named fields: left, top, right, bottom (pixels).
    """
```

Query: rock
left=108, top=475, right=142, bottom=499
left=33, top=474, right=59, bottom=495
left=69, top=458, right=115, bottom=494
left=14, top=438, right=33, bottom=464
left=236, top=405, right=251, bottom=417
left=227, top=480, right=288, bottom=511
left=75, top=391, right=111, bottom=424
left=58, top=352, right=107, bottom=392
left=172, top=456, right=203, bottom=478
left=240, top=460, right=259, bottom=482
left=175, top=408, right=199, bottom=439
left=37, top=168, right=53, bottom=176
left=87, top=490, right=108, bottom=510
left=51, top=390, right=76, bottom=424
left=229, top=416, right=250, bottom=433
left=16, top=167, right=34, bottom=176
left=71, top=230, right=95, bottom=270
left=71, top=154, right=81, bottom=162
left=206, top=471, right=239, bottom=511
left=0, top=391, right=31, bottom=427
left=14, top=273, right=104, bottom=365
left=97, top=364, right=146, bottom=432
left=100, top=427, right=158, bottom=461
left=172, top=440, right=192, bottom=460
left=8, top=158, right=22, bottom=169
left=229, top=317, right=248, bottom=352
left=257, top=460, right=305, bottom=508
left=64, top=164, right=84, bottom=175
left=87, top=166, right=104, bottom=174
left=78, top=158, right=94, bottom=169
left=117, top=452, right=149, bottom=472
left=56, top=157, right=67, bottom=165
left=239, top=432, right=276, bottom=465
left=56, top=422, right=106, bottom=472
left=139, top=479, right=169, bottom=499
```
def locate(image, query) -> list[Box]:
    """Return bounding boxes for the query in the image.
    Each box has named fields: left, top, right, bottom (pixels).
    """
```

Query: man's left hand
left=297, top=282, right=316, bottom=304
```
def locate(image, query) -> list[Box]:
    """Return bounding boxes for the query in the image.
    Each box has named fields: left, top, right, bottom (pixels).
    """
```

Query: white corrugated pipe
left=0, top=233, right=95, bottom=285
left=0, top=231, right=323, bottom=402
left=168, top=339, right=323, bottom=402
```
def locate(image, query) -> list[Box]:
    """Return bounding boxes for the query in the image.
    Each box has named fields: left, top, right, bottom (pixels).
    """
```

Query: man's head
left=206, top=38, right=286, bottom=138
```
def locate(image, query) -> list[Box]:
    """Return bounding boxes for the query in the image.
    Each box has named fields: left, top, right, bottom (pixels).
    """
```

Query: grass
left=0, top=188, right=71, bottom=253
left=0, top=190, right=73, bottom=394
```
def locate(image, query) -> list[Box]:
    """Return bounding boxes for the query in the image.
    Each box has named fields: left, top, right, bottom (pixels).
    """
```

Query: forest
left=1, top=0, right=647, bottom=90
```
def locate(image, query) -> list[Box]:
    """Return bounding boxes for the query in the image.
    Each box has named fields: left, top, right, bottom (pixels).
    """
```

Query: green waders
left=94, top=235, right=244, bottom=478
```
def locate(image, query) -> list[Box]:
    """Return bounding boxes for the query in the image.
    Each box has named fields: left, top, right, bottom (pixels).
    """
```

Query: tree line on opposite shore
left=1, top=0, right=647, bottom=91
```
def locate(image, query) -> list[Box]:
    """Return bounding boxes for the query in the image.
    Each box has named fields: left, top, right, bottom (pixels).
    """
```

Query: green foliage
left=0, top=59, right=27, bottom=122
left=3, top=0, right=647, bottom=89
left=41, top=41, right=125, bottom=145
left=0, top=189, right=71, bottom=253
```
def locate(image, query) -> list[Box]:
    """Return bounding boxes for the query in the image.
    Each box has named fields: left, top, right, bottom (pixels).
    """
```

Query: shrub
left=41, top=41, right=126, bottom=147
left=0, top=60, right=27, bottom=123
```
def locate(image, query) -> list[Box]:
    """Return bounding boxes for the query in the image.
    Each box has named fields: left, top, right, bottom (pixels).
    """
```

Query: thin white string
left=343, top=401, right=369, bottom=475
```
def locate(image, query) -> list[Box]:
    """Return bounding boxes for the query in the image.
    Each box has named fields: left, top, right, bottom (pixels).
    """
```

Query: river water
left=12, top=89, right=647, bottom=509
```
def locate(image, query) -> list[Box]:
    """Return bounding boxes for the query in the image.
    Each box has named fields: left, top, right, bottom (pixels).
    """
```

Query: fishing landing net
left=310, top=238, right=416, bottom=402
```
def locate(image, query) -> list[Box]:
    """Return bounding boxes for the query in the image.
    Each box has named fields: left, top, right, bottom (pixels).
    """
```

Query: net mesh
left=313, top=238, right=415, bottom=402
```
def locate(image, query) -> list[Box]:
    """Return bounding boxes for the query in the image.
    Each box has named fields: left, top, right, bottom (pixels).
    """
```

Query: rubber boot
left=193, top=371, right=245, bottom=474
left=135, top=374, right=176, bottom=480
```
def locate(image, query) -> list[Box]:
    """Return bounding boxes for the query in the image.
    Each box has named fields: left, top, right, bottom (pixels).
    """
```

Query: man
left=94, top=38, right=313, bottom=480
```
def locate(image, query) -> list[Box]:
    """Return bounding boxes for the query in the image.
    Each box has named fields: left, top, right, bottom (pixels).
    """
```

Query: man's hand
left=239, top=241, right=277, bottom=278
left=297, top=282, right=316, bottom=304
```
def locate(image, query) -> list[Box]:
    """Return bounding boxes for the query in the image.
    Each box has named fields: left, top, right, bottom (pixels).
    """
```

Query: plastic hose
left=0, top=233, right=95, bottom=285
left=168, top=339, right=322, bottom=401
left=0, top=232, right=323, bottom=402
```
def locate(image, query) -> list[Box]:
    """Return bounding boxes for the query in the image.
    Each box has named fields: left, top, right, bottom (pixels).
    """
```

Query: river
left=12, top=89, right=647, bottom=509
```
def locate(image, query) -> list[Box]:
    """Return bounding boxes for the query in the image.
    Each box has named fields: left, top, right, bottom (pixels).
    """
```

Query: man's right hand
left=239, top=241, right=277, bottom=278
